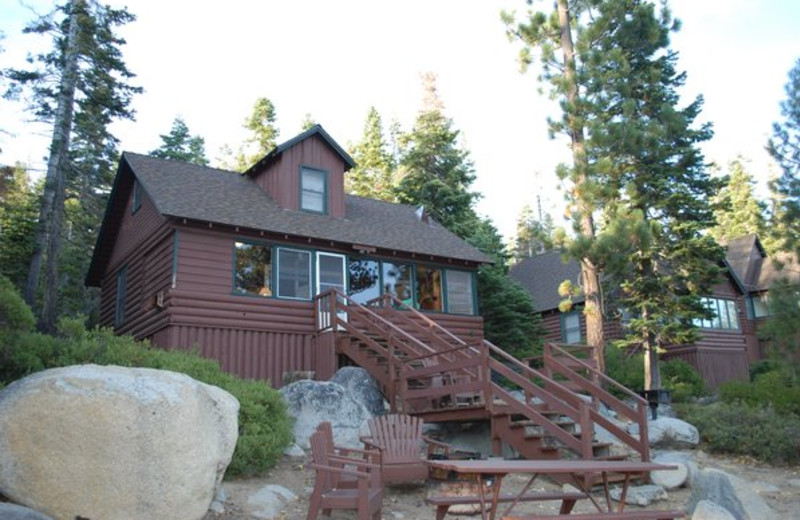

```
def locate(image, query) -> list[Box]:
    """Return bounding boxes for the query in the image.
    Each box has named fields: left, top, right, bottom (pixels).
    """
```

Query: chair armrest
left=306, top=462, right=370, bottom=480
left=360, top=436, right=385, bottom=451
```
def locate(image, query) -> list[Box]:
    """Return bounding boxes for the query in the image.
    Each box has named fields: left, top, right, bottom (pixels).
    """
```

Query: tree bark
left=24, top=0, right=82, bottom=332
left=557, top=0, right=605, bottom=371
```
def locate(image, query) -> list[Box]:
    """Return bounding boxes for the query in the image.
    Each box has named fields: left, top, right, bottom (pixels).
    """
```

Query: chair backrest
left=367, top=414, right=424, bottom=463
left=309, top=427, right=336, bottom=490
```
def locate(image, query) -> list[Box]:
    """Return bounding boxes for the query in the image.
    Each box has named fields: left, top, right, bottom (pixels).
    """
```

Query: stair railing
left=543, top=343, right=650, bottom=461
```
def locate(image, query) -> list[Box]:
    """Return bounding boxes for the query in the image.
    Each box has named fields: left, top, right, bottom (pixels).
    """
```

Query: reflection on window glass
left=562, top=312, right=581, bottom=343
left=277, top=248, right=311, bottom=299
left=752, top=294, right=770, bottom=318
left=382, top=262, right=413, bottom=305
left=234, top=242, right=272, bottom=296
left=349, top=259, right=380, bottom=304
left=416, top=265, right=443, bottom=312
left=446, top=270, right=474, bottom=315
left=693, top=297, right=739, bottom=330
left=301, top=167, right=326, bottom=213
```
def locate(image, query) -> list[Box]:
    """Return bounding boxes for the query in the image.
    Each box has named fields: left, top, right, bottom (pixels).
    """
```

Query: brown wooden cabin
left=86, top=125, right=490, bottom=387
left=509, top=249, right=758, bottom=388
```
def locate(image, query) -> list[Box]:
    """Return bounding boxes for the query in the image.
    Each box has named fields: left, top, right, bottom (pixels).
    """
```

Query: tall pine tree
left=3, top=0, right=140, bottom=331
left=346, top=107, right=395, bottom=201
left=220, top=97, right=279, bottom=172
left=709, top=157, right=767, bottom=247
left=150, top=117, right=209, bottom=165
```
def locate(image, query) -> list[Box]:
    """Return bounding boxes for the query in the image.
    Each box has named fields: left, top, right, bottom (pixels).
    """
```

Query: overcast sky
left=1, top=0, right=798, bottom=242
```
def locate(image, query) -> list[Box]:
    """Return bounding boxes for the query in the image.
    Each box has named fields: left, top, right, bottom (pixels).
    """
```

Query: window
left=234, top=241, right=272, bottom=296
left=382, top=262, right=413, bottom=305
left=349, top=258, right=381, bottom=304
left=751, top=294, right=770, bottom=318
left=132, top=180, right=142, bottom=213
left=277, top=248, right=312, bottom=299
left=561, top=312, right=581, bottom=343
left=300, top=167, right=327, bottom=213
left=694, top=297, right=740, bottom=330
left=416, top=265, right=443, bottom=311
left=446, top=270, right=474, bottom=315
left=317, top=253, right=346, bottom=295
left=115, top=267, right=127, bottom=327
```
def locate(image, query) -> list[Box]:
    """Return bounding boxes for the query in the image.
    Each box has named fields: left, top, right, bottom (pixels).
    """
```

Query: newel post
left=580, top=401, right=593, bottom=459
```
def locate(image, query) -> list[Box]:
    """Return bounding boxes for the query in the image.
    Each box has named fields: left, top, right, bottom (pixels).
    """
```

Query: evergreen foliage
left=709, top=157, right=768, bottom=248
left=512, top=203, right=555, bottom=261
left=346, top=107, right=396, bottom=201
left=150, top=116, right=209, bottom=165
left=767, top=58, right=800, bottom=256
left=220, top=97, right=279, bottom=172
left=757, top=278, right=800, bottom=377
left=0, top=164, right=38, bottom=290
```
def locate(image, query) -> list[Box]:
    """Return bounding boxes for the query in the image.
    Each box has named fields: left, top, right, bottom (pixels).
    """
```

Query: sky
left=1, top=0, right=798, bottom=243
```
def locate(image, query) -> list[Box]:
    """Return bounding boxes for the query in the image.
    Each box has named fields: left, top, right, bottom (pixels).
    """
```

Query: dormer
left=244, top=124, right=355, bottom=218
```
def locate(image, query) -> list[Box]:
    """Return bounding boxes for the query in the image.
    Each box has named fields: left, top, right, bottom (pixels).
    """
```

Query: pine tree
left=220, top=97, right=280, bottom=172
left=767, top=58, right=800, bottom=255
left=3, top=0, right=140, bottom=331
left=394, top=73, right=479, bottom=237
left=709, top=157, right=767, bottom=246
left=0, top=164, right=38, bottom=290
left=150, top=117, right=209, bottom=165
left=512, top=203, right=555, bottom=261
left=346, top=107, right=395, bottom=201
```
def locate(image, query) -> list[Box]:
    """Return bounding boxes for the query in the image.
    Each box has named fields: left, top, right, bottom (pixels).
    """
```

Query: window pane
left=234, top=242, right=272, bottom=296
left=753, top=295, right=769, bottom=318
left=318, top=253, right=345, bottom=295
left=278, top=248, right=311, bottom=299
left=349, top=259, right=380, bottom=304
left=416, top=265, right=443, bottom=312
left=382, top=262, right=413, bottom=305
left=301, top=168, right=326, bottom=213
left=446, top=270, right=474, bottom=315
left=115, top=267, right=127, bottom=326
left=726, top=300, right=739, bottom=329
left=563, top=313, right=581, bottom=343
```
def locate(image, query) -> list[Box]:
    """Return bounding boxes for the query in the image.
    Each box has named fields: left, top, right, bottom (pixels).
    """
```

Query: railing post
left=579, top=401, right=593, bottom=459
left=481, top=344, right=492, bottom=412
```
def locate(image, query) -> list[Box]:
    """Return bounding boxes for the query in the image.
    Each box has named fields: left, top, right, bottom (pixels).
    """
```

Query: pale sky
left=1, top=0, right=798, bottom=242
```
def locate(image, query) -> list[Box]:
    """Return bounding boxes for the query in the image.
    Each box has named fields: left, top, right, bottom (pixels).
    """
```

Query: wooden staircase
left=314, top=290, right=650, bottom=468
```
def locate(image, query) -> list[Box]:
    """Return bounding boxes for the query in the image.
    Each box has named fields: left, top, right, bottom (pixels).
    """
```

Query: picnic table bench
left=426, top=490, right=586, bottom=520
left=502, top=510, right=685, bottom=519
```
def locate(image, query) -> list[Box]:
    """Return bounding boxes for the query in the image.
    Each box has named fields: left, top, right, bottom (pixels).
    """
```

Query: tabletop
left=428, top=459, right=678, bottom=475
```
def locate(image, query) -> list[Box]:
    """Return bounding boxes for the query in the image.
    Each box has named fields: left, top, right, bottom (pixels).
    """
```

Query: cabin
left=86, top=125, right=490, bottom=387
left=509, top=250, right=756, bottom=388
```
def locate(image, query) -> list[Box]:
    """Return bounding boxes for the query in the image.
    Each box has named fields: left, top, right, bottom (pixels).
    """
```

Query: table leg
left=569, top=472, right=605, bottom=514
left=499, top=473, right=539, bottom=519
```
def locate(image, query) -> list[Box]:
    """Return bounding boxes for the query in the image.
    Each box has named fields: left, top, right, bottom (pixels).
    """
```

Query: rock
left=628, top=417, right=699, bottom=449
left=283, top=442, right=306, bottom=457
left=244, top=485, right=298, bottom=519
left=610, top=484, right=667, bottom=507
left=692, top=500, right=737, bottom=520
left=788, top=478, right=800, bottom=488
left=280, top=379, right=377, bottom=448
left=651, top=461, right=689, bottom=490
left=329, top=367, right=386, bottom=416
left=209, top=485, right=228, bottom=514
left=652, top=450, right=700, bottom=486
left=688, top=467, right=777, bottom=520
left=0, top=365, right=239, bottom=520
left=0, top=503, right=55, bottom=520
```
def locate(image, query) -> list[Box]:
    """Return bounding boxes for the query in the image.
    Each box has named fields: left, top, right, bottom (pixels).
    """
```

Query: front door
left=317, top=252, right=347, bottom=328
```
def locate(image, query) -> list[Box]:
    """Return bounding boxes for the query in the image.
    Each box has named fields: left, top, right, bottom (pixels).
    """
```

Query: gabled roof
left=724, top=234, right=800, bottom=292
left=244, top=124, right=355, bottom=176
left=87, top=152, right=490, bottom=285
left=509, top=250, right=582, bottom=312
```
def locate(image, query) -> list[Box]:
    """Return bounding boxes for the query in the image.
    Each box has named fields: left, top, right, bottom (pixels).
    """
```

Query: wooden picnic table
left=427, top=459, right=683, bottom=520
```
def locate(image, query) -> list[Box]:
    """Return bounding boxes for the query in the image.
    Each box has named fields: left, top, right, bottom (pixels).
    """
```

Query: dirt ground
left=205, top=450, right=800, bottom=520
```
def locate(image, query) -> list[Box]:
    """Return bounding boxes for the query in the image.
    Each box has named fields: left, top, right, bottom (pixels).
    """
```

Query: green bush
left=719, top=370, right=800, bottom=416
left=604, top=346, right=644, bottom=395
left=0, top=289, right=292, bottom=477
left=679, top=401, right=800, bottom=465
left=749, top=359, right=784, bottom=381
left=661, top=359, right=706, bottom=402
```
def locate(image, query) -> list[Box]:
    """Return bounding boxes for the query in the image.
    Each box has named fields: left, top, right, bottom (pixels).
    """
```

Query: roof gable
left=244, top=124, right=355, bottom=177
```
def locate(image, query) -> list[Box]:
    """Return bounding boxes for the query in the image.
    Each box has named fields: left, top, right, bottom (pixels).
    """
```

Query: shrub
left=679, top=401, right=800, bottom=465
left=0, top=303, right=292, bottom=476
left=660, top=359, right=706, bottom=402
left=604, top=346, right=644, bottom=395
left=719, top=369, right=800, bottom=416
left=749, top=359, right=783, bottom=381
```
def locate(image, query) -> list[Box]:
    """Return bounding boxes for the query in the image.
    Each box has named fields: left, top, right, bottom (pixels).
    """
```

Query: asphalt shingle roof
left=509, top=250, right=582, bottom=312
left=124, top=152, right=490, bottom=264
left=724, top=234, right=800, bottom=292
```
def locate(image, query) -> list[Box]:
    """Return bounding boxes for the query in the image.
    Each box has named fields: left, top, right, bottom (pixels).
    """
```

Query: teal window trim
left=299, top=165, right=328, bottom=215
left=115, top=266, right=127, bottom=327
left=132, top=180, right=142, bottom=214
left=232, top=238, right=274, bottom=298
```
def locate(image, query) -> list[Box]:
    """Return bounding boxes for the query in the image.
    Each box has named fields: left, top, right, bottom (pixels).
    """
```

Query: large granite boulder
left=329, top=367, right=386, bottom=416
left=688, top=467, right=777, bottom=520
left=280, top=375, right=381, bottom=448
left=0, top=503, right=55, bottom=520
left=692, top=500, right=737, bottom=520
left=0, top=365, right=239, bottom=520
left=628, top=416, right=699, bottom=449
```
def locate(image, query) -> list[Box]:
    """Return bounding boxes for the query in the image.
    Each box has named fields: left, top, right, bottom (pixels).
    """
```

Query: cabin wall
left=253, top=135, right=346, bottom=218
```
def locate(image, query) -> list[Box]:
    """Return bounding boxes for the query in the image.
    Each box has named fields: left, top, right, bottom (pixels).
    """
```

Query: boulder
left=692, top=499, right=737, bottom=520
left=610, top=484, right=667, bottom=507
left=244, top=485, right=299, bottom=519
left=628, top=417, right=699, bottom=449
left=688, top=467, right=777, bottom=520
left=0, top=503, right=55, bottom=520
left=0, top=365, right=239, bottom=520
left=329, top=367, right=386, bottom=416
left=280, top=379, right=377, bottom=448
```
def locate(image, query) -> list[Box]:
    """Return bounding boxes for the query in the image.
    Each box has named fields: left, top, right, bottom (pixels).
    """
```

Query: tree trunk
left=24, top=0, right=82, bottom=331
left=642, top=307, right=661, bottom=391
left=557, top=0, right=605, bottom=371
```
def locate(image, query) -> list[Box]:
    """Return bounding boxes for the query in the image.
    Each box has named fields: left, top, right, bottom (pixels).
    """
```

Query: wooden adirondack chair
left=306, top=424, right=383, bottom=520
left=316, top=421, right=382, bottom=489
left=360, top=413, right=451, bottom=484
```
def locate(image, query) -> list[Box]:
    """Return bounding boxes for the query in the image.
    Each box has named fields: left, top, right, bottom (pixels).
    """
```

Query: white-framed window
left=300, top=167, right=327, bottom=214
left=446, top=270, right=474, bottom=315
left=317, top=252, right=346, bottom=295
left=694, top=297, right=740, bottom=330
left=561, top=312, right=581, bottom=343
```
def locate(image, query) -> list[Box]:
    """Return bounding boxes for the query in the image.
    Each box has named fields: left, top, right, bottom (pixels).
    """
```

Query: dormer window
left=300, top=166, right=327, bottom=214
